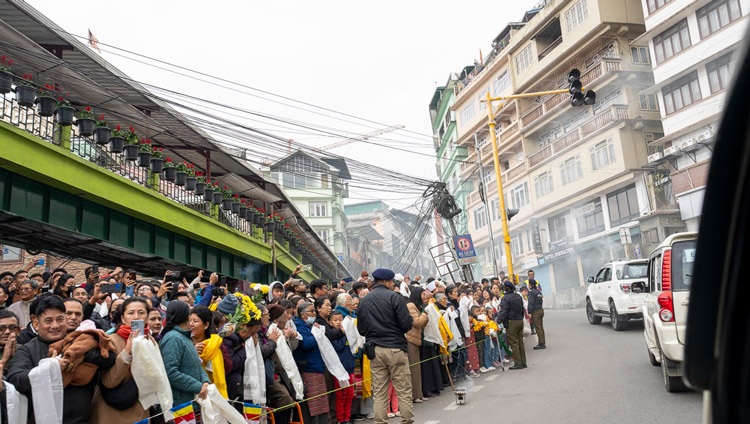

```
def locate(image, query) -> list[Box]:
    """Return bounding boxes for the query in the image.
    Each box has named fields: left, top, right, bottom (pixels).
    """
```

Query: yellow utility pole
left=482, top=75, right=594, bottom=284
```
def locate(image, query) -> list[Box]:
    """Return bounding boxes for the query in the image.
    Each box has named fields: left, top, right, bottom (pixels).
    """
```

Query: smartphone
left=128, top=271, right=137, bottom=280
left=300, top=264, right=312, bottom=272
left=193, top=282, right=201, bottom=290
left=131, top=319, right=145, bottom=337
left=101, top=283, right=124, bottom=294
left=343, top=277, right=354, bottom=283
left=37, top=258, right=45, bottom=266
left=92, top=264, right=99, bottom=274
left=172, top=271, right=181, bottom=279
left=220, top=276, right=227, bottom=285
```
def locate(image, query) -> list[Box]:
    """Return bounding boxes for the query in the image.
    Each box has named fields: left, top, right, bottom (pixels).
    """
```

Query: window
left=317, top=229, right=330, bottom=244
left=630, top=46, right=651, bottom=65
left=493, top=71, right=511, bottom=96
left=281, top=173, right=326, bottom=189
left=491, top=198, right=500, bottom=221
left=548, top=212, right=570, bottom=246
left=534, top=172, right=554, bottom=197
left=564, top=0, right=589, bottom=32
left=661, top=71, right=702, bottom=115
left=460, top=99, right=477, bottom=123
left=576, top=199, right=605, bottom=238
left=510, top=182, right=530, bottom=208
left=478, top=90, right=488, bottom=111
left=638, top=86, right=659, bottom=111
left=474, top=207, right=488, bottom=230
left=511, top=235, right=523, bottom=256
left=707, top=54, right=733, bottom=94
left=697, top=0, right=742, bottom=39
left=560, top=155, right=583, bottom=185
left=0, top=245, right=22, bottom=263
left=310, top=202, right=328, bottom=217
left=646, top=0, right=672, bottom=14
left=515, top=45, right=533, bottom=74
left=526, top=229, right=534, bottom=252
left=653, top=19, right=691, bottom=64
left=607, top=184, right=640, bottom=226
left=590, top=138, right=616, bottom=170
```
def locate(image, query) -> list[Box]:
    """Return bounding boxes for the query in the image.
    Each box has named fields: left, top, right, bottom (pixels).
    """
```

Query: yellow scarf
left=437, top=314, right=453, bottom=356
left=199, top=334, right=228, bottom=398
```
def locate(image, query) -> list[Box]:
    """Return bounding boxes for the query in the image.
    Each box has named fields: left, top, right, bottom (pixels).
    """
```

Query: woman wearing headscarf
left=160, top=301, right=209, bottom=407
left=293, top=301, right=330, bottom=424
left=406, top=286, right=429, bottom=403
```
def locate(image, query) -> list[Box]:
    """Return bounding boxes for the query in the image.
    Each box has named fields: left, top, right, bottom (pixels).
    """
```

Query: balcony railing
left=528, top=145, right=553, bottom=167
left=499, top=122, right=519, bottom=143
left=504, top=162, right=527, bottom=182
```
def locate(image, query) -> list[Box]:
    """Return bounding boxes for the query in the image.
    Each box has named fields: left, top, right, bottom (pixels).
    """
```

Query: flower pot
left=221, top=198, right=233, bottom=211
left=123, top=144, right=139, bottom=161
left=150, top=158, right=164, bottom=173
left=195, top=182, right=206, bottom=196
left=213, top=192, right=223, bottom=205
left=109, top=136, right=125, bottom=153
left=0, top=72, right=12, bottom=94
left=35, top=96, right=55, bottom=117
left=137, top=152, right=152, bottom=167
left=175, top=171, right=187, bottom=186
left=257, top=216, right=266, bottom=226
left=162, top=167, right=177, bottom=182
left=93, top=127, right=111, bottom=145
left=76, top=118, right=95, bottom=136
left=185, top=177, right=197, bottom=191
left=264, top=221, right=277, bottom=232
left=231, top=202, right=241, bottom=214
left=252, top=213, right=261, bottom=225
left=203, top=187, right=214, bottom=201
left=55, top=106, right=75, bottom=125
left=239, top=207, right=248, bottom=219
left=15, top=86, right=36, bottom=108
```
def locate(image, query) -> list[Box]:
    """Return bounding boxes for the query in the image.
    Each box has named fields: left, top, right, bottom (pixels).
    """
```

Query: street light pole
left=474, top=132, right=500, bottom=278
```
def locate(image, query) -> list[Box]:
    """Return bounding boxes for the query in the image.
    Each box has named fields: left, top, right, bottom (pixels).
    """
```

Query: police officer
left=497, top=280, right=527, bottom=370
left=527, top=273, right=546, bottom=350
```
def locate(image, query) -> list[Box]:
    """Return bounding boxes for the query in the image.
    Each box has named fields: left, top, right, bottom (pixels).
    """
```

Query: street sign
left=453, top=234, right=477, bottom=265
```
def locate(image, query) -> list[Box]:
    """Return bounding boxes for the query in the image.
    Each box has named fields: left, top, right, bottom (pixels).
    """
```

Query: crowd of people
left=0, top=260, right=546, bottom=424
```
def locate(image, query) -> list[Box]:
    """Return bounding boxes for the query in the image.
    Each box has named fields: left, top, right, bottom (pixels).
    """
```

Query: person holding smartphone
left=92, top=297, right=154, bottom=422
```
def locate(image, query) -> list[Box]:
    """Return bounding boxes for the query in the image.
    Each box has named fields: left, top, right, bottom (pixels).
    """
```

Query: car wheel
left=586, top=299, right=601, bottom=325
left=610, top=302, right=627, bottom=331
left=661, top=350, right=688, bottom=393
left=648, top=344, right=659, bottom=366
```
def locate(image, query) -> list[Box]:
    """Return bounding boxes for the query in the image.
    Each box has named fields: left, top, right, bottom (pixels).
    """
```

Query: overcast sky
left=28, top=0, right=537, bottom=210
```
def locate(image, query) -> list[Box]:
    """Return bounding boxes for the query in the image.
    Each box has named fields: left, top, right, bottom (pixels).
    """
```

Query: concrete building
left=270, top=150, right=351, bottom=260
left=635, top=0, right=750, bottom=232
left=448, top=0, right=678, bottom=307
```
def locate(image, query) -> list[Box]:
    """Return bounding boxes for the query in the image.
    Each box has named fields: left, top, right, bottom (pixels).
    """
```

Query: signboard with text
left=453, top=234, right=477, bottom=265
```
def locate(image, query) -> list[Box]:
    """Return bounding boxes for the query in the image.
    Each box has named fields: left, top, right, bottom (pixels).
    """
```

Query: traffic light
left=507, top=208, right=519, bottom=221
left=568, top=68, right=596, bottom=106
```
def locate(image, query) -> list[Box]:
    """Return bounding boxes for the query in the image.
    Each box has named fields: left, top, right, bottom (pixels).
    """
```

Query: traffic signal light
left=568, top=68, right=596, bottom=106
left=507, top=208, right=519, bottom=221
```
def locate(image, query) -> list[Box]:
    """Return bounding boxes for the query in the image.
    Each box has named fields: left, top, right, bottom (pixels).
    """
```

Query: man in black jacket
left=527, top=271, right=546, bottom=350
left=497, top=281, right=527, bottom=370
left=357, top=268, right=414, bottom=424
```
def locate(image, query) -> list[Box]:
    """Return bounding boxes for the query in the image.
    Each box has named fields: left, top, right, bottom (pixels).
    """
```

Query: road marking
left=443, top=401, right=459, bottom=411
left=485, top=374, right=498, bottom=381
left=469, top=384, right=484, bottom=393
left=424, top=421, right=441, bottom=424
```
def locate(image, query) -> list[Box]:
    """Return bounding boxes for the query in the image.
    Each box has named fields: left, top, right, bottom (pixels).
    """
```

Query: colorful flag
left=243, top=402, right=263, bottom=423
left=87, top=29, right=100, bottom=53
left=134, top=420, right=149, bottom=424
left=170, top=401, right=196, bottom=424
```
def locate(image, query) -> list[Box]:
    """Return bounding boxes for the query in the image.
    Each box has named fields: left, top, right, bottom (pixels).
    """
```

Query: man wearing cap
left=497, top=281, right=527, bottom=370
left=527, top=270, right=546, bottom=350
left=357, top=268, right=414, bottom=424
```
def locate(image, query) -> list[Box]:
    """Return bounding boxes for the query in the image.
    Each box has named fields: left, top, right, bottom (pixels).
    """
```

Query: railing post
left=56, top=123, right=71, bottom=150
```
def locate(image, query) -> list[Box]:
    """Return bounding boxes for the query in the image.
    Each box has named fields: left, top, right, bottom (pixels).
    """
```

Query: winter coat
left=159, top=326, right=209, bottom=406
left=405, top=302, right=428, bottom=346
left=356, top=284, right=413, bottom=352
left=222, top=332, right=247, bottom=401
left=292, top=317, right=326, bottom=373
left=527, top=286, right=544, bottom=313
left=315, top=315, right=345, bottom=341
left=330, top=331, right=355, bottom=374
left=496, top=292, right=525, bottom=325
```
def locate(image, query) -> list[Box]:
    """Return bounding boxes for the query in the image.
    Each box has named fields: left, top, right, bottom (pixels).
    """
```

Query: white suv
left=632, top=232, right=697, bottom=393
left=585, top=259, right=649, bottom=331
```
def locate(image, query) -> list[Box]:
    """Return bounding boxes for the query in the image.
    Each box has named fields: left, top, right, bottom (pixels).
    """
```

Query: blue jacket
left=160, top=326, right=209, bottom=405
left=331, top=333, right=355, bottom=374
left=292, top=317, right=326, bottom=373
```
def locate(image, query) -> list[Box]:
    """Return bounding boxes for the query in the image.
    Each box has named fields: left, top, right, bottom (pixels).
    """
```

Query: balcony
left=520, top=58, right=621, bottom=130
left=502, top=162, right=527, bottom=183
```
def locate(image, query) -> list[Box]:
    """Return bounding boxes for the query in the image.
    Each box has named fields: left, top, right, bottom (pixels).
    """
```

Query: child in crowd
left=330, top=310, right=355, bottom=424
left=387, top=382, right=400, bottom=418
left=471, top=305, right=499, bottom=372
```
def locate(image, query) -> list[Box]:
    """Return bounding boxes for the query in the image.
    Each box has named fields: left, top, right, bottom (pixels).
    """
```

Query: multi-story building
left=270, top=150, right=351, bottom=260
left=635, top=0, right=749, bottom=232
left=448, top=0, right=677, bottom=307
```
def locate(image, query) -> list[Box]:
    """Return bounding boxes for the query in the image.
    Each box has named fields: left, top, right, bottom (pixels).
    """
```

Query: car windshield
left=615, top=263, right=648, bottom=279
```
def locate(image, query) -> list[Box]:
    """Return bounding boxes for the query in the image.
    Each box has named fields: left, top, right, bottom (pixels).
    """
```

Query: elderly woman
left=293, top=301, right=330, bottom=424
left=406, top=286, right=429, bottom=403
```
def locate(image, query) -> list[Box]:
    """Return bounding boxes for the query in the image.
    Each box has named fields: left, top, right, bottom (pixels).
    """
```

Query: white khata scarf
left=243, top=336, right=266, bottom=404
left=28, top=357, right=63, bottom=424
left=3, top=380, right=29, bottom=424
left=268, top=323, right=304, bottom=400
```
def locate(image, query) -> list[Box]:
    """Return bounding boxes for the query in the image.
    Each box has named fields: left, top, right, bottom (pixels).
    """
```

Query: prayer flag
left=170, top=401, right=196, bottom=424
left=243, top=402, right=263, bottom=423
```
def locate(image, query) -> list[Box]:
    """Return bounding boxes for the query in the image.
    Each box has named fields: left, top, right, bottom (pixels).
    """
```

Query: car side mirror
left=631, top=281, right=648, bottom=293
left=587, top=276, right=594, bottom=283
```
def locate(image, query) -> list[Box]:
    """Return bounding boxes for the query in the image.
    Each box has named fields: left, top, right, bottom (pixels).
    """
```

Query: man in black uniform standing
left=527, top=273, right=546, bottom=350
left=497, top=280, right=527, bottom=370
left=357, top=268, right=414, bottom=424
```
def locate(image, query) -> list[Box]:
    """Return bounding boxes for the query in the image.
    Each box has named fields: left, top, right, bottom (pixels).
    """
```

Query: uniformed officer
left=496, top=281, right=527, bottom=370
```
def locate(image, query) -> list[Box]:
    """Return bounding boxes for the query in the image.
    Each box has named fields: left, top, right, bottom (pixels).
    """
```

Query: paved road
left=406, top=309, right=703, bottom=424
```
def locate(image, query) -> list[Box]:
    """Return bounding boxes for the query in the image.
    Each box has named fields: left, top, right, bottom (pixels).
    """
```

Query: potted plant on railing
left=137, top=139, right=152, bottom=168
left=264, top=212, right=279, bottom=232
left=202, top=177, right=214, bottom=201
left=239, top=199, right=249, bottom=219
left=212, top=183, right=223, bottom=205
left=109, top=124, right=125, bottom=153
left=173, top=162, right=188, bottom=186
left=122, top=127, right=139, bottom=160
left=35, top=84, right=57, bottom=117
left=221, top=186, right=234, bottom=211
left=162, top=158, right=177, bottom=181
left=150, top=147, right=164, bottom=173
left=55, top=97, right=75, bottom=126
left=256, top=207, right=266, bottom=226
left=76, top=106, right=96, bottom=137
left=184, top=163, right=197, bottom=191
left=195, top=172, right=206, bottom=195
left=15, top=75, right=36, bottom=108
left=231, top=194, right=241, bottom=214
left=93, top=114, right=111, bottom=145
left=0, top=55, right=13, bottom=94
